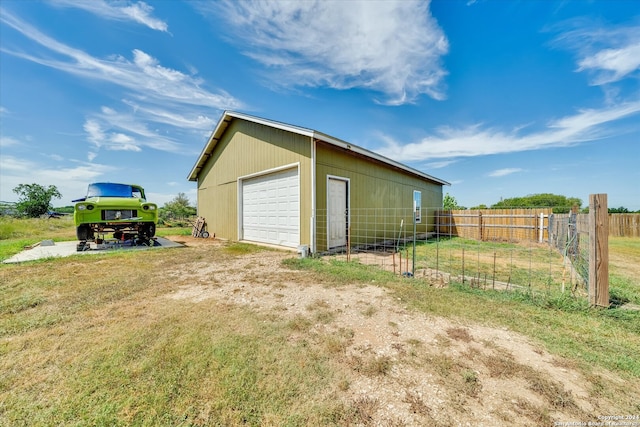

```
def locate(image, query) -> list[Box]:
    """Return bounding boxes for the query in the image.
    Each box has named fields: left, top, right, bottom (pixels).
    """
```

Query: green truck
left=73, top=183, right=158, bottom=250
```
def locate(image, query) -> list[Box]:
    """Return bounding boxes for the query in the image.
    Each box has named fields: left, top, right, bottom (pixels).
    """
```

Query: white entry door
left=242, top=168, right=299, bottom=247
left=327, top=177, right=348, bottom=248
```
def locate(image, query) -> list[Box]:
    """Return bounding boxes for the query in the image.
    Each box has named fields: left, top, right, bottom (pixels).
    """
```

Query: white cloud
left=0, top=135, right=20, bottom=148
left=121, top=99, right=216, bottom=131
left=83, top=101, right=213, bottom=159
left=84, top=119, right=106, bottom=147
left=424, top=160, right=458, bottom=169
left=1, top=154, right=107, bottom=179
left=109, top=133, right=140, bottom=152
left=84, top=118, right=142, bottom=152
left=0, top=155, right=115, bottom=202
left=197, top=0, right=448, bottom=105
left=0, top=10, right=243, bottom=110
left=82, top=102, right=210, bottom=159
left=0, top=155, right=33, bottom=173
left=0, top=9, right=240, bottom=158
left=488, top=168, right=523, bottom=178
left=578, top=42, right=640, bottom=85
left=48, top=0, right=169, bottom=32
left=553, top=20, right=640, bottom=85
left=377, top=100, right=640, bottom=161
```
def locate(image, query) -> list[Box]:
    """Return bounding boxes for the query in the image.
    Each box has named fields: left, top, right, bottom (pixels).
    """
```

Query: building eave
left=312, top=131, right=450, bottom=186
left=188, top=111, right=450, bottom=187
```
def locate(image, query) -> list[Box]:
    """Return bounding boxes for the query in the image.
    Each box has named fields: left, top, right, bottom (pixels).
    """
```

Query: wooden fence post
left=589, top=194, right=609, bottom=307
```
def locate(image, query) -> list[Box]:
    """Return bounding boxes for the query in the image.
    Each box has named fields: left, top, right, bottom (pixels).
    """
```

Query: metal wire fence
left=316, top=207, right=588, bottom=294
left=548, top=212, right=590, bottom=289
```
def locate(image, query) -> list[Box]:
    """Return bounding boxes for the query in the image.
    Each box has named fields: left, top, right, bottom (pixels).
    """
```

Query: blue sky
left=1, top=0, right=639, bottom=210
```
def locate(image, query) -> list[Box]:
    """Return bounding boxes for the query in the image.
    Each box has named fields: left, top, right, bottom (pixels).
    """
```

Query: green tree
left=609, top=206, right=630, bottom=213
left=13, top=183, right=62, bottom=218
left=491, top=193, right=581, bottom=213
left=160, top=192, right=196, bottom=220
left=443, top=193, right=464, bottom=210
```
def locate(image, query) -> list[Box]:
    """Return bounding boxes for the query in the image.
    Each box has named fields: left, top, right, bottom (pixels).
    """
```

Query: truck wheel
left=76, top=224, right=93, bottom=241
left=142, top=223, right=156, bottom=238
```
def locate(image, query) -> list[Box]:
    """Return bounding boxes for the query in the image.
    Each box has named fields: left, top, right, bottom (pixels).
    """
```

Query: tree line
left=443, top=192, right=639, bottom=214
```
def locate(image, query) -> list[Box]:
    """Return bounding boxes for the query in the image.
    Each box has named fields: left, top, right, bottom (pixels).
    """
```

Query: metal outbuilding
left=188, top=111, right=449, bottom=253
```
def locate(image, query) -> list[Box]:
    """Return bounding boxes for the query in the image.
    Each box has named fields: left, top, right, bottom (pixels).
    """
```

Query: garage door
left=241, top=168, right=299, bottom=247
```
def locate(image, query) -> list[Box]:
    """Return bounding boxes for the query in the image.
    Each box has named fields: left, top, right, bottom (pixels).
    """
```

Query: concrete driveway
left=3, top=237, right=183, bottom=264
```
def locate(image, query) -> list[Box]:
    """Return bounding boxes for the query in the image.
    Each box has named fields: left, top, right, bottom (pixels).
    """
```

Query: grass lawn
left=413, top=237, right=575, bottom=292
left=1, top=217, right=639, bottom=425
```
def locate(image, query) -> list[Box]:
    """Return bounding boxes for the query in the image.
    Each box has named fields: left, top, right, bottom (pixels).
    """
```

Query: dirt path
left=164, top=237, right=635, bottom=426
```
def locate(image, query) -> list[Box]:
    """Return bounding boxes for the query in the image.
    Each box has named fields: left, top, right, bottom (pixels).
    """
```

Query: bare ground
left=164, top=236, right=638, bottom=426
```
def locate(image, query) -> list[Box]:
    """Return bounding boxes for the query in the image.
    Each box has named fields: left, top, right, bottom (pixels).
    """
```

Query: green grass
left=224, top=242, right=267, bottom=255
left=57, top=312, right=337, bottom=426
left=411, top=237, right=570, bottom=292
left=2, top=304, right=344, bottom=425
left=608, top=237, right=640, bottom=306
left=609, top=236, right=640, bottom=257
left=283, top=257, right=399, bottom=286
left=0, top=249, right=355, bottom=426
left=1, top=219, right=639, bottom=425
left=155, top=226, right=193, bottom=237
left=0, top=215, right=75, bottom=240
left=285, top=254, right=640, bottom=379
left=0, top=216, right=76, bottom=261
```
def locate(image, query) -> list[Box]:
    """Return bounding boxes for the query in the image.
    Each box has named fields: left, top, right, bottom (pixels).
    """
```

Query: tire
left=201, top=231, right=210, bottom=238
left=76, top=224, right=93, bottom=241
left=141, top=222, right=156, bottom=238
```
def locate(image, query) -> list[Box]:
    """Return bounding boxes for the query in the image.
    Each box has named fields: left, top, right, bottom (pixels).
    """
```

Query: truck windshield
left=87, top=183, right=144, bottom=199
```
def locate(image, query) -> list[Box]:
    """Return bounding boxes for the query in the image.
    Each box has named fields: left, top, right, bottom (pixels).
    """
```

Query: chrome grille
left=101, top=210, right=137, bottom=220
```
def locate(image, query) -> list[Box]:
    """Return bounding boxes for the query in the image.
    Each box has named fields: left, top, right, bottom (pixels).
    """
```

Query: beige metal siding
left=315, top=142, right=443, bottom=251
left=196, top=119, right=311, bottom=244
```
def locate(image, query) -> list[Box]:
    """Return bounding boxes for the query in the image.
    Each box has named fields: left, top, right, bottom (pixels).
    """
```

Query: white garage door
left=241, top=168, right=299, bottom=247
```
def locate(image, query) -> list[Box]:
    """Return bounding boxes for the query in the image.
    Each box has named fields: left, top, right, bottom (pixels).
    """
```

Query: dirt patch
left=163, top=234, right=223, bottom=248
left=160, top=238, right=634, bottom=425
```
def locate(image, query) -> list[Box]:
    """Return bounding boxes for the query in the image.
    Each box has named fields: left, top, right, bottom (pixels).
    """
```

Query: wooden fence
left=437, top=209, right=552, bottom=242
left=438, top=210, right=640, bottom=240
left=609, top=214, right=640, bottom=237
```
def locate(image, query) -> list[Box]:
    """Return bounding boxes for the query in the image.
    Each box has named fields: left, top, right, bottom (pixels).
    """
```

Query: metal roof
left=187, top=111, right=450, bottom=186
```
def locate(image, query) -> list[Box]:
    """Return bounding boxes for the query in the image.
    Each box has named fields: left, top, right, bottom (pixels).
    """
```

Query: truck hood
left=84, top=197, right=148, bottom=207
